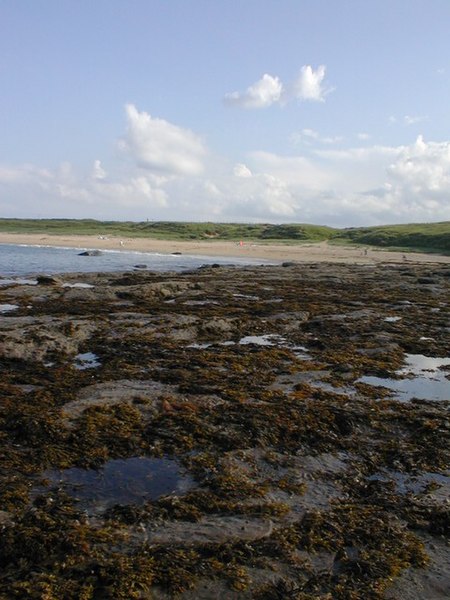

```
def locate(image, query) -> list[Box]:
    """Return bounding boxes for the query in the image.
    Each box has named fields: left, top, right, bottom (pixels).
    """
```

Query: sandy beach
left=1, top=232, right=449, bottom=265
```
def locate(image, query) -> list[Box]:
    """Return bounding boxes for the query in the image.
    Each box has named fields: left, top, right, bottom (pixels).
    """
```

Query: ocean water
left=0, top=243, right=266, bottom=277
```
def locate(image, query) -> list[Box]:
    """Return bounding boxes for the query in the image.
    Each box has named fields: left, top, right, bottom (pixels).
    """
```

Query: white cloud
left=248, top=150, right=333, bottom=190
left=225, top=172, right=297, bottom=218
left=0, top=162, right=168, bottom=219
left=387, top=135, right=450, bottom=194
left=357, top=133, right=370, bottom=141
left=292, top=65, right=330, bottom=102
left=404, top=115, right=428, bottom=126
left=2, top=104, right=450, bottom=227
left=92, top=160, right=106, bottom=180
left=224, top=74, right=283, bottom=109
left=225, top=65, right=332, bottom=109
left=121, top=104, right=206, bottom=175
left=389, top=114, right=429, bottom=126
left=291, top=128, right=343, bottom=146
left=233, top=163, right=252, bottom=177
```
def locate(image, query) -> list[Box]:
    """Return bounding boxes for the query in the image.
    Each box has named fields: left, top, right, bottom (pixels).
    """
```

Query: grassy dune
left=0, top=218, right=449, bottom=253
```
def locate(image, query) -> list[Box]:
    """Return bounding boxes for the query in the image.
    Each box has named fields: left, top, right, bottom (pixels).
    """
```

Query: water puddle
left=368, top=470, right=449, bottom=497
left=0, top=278, right=37, bottom=286
left=232, top=293, right=260, bottom=300
left=0, top=303, right=19, bottom=313
left=37, top=456, right=194, bottom=514
left=358, top=354, right=450, bottom=402
left=239, top=334, right=282, bottom=346
left=63, top=283, right=95, bottom=289
left=189, top=335, right=309, bottom=357
left=187, top=342, right=214, bottom=349
left=239, top=335, right=309, bottom=358
left=74, top=352, right=101, bottom=370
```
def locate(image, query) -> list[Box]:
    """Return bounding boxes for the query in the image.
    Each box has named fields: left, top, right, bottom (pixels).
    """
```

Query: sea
left=0, top=243, right=268, bottom=279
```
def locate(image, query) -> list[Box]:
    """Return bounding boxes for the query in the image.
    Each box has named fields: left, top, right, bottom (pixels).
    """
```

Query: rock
left=0, top=316, right=97, bottom=362
left=133, top=264, right=147, bottom=269
left=78, top=250, right=102, bottom=256
left=36, top=274, right=63, bottom=286
left=131, top=515, right=279, bottom=547
left=172, top=251, right=182, bottom=255
left=0, top=511, right=13, bottom=527
left=200, top=317, right=234, bottom=336
left=132, top=280, right=194, bottom=299
left=282, top=262, right=297, bottom=267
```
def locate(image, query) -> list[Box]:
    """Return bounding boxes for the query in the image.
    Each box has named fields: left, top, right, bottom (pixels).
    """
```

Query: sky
left=1, top=0, right=450, bottom=227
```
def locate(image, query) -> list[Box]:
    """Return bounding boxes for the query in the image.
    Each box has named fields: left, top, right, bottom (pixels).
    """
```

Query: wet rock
left=0, top=510, right=13, bottom=527
left=62, top=379, right=176, bottom=423
left=0, top=316, right=97, bottom=361
left=133, top=264, right=147, bottom=269
left=136, top=280, right=195, bottom=299
left=78, top=250, right=102, bottom=256
left=200, top=317, right=235, bottom=337
left=36, top=274, right=63, bottom=286
left=131, top=515, right=280, bottom=547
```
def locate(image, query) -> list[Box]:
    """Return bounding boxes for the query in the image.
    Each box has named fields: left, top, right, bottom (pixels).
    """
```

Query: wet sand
left=0, top=232, right=449, bottom=264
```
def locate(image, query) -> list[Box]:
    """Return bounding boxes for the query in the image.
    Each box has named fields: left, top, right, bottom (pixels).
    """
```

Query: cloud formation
left=1, top=107, right=450, bottom=227
left=389, top=115, right=429, bottom=126
left=0, top=162, right=167, bottom=219
left=292, top=65, right=329, bottom=101
left=224, top=74, right=283, bottom=108
left=121, top=104, right=206, bottom=175
left=225, top=66, right=331, bottom=109
left=92, top=160, right=106, bottom=180
left=291, top=128, right=343, bottom=146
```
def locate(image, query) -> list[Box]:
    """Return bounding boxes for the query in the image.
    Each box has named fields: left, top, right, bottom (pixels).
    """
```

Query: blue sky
left=1, top=0, right=450, bottom=226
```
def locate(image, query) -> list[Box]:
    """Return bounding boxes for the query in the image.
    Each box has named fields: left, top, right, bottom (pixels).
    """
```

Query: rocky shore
left=0, top=262, right=449, bottom=598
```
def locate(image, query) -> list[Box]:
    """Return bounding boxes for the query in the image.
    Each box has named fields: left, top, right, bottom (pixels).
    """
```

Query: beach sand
left=0, top=232, right=449, bottom=265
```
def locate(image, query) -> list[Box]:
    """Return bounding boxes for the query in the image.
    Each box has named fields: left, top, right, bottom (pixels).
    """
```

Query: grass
left=0, top=218, right=449, bottom=253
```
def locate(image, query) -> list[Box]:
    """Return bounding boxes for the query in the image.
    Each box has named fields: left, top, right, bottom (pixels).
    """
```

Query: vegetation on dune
left=332, top=221, right=450, bottom=253
left=0, top=218, right=449, bottom=253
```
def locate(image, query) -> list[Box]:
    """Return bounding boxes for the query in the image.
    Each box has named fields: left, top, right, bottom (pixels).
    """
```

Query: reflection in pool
left=358, top=354, right=450, bottom=402
left=74, top=352, right=101, bottom=370
left=39, top=456, right=194, bottom=514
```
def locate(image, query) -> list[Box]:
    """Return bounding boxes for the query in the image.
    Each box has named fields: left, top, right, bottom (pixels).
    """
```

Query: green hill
left=0, top=218, right=449, bottom=253
left=332, top=221, right=450, bottom=253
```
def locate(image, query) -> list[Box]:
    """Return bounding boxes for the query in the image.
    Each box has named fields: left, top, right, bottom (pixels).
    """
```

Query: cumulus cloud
left=292, top=65, right=330, bottom=102
left=121, top=104, right=206, bottom=175
left=224, top=74, right=283, bottom=108
left=387, top=135, right=450, bottom=194
left=0, top=162, right=168, bottom=219
left=233, top=163, right=252, bottom=177
left=2, top=104, right=450, bottom=227
left=92, top=160, right=106, bottom=180
left=225, top=65, right=332, bottom=109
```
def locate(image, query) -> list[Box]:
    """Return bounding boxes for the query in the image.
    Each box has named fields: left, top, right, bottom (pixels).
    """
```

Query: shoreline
left=1, top=232, right=449, bottom=265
